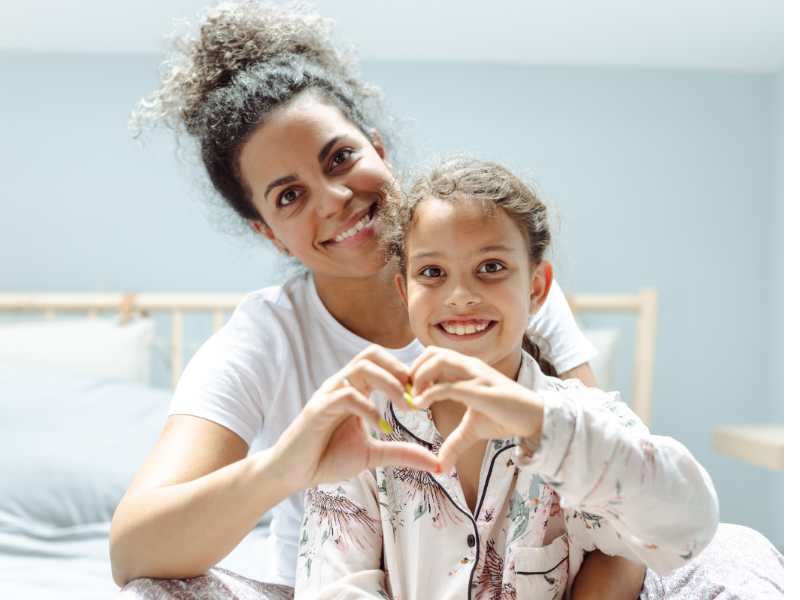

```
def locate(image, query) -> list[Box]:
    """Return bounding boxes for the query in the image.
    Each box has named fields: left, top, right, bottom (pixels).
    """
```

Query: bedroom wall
left=0, top=51, right=784, bottom=549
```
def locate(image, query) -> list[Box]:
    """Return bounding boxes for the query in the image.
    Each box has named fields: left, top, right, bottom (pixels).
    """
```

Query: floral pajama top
left=295, top=352, right=719, bottom=600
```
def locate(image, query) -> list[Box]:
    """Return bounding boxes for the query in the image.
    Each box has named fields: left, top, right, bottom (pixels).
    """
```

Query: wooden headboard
left=0, top=289, right=657, bottom=425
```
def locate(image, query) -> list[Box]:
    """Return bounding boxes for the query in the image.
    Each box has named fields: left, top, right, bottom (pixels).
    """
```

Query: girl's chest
left=378, top=454, right=571, bottom=600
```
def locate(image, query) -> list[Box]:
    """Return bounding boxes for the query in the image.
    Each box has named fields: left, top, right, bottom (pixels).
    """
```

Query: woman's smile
left=321, top=200, right=379, bottom=248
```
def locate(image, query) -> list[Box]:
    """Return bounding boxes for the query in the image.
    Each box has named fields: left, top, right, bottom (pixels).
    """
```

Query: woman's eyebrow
left=318, top=135, right=343, bottom=163
left=264, top=175, right=297, bottom=200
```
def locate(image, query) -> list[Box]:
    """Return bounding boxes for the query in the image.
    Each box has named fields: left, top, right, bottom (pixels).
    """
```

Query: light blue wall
left=0, top=52, right=783, bottom=549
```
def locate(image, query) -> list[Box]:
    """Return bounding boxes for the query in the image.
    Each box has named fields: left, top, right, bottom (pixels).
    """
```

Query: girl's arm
left=531, top=382, right=719, bottom=575
left=295, top=473, right=387, bottom=599
left=409, top=347, right=717, bottom=578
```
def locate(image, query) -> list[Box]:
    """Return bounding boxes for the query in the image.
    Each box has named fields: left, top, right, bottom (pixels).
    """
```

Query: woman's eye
left=277, top=188, right=300, bottom=207
left=478, top=261, right=505, bottom=274
left=420, top=266, right=444, bottom=278
left=330, top=148, right=354, bottom=169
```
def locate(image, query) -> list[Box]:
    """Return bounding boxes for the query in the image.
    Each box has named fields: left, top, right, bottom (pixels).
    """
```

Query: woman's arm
left=559, top=362, right=597, bottom=387
left=110, top=415, right=297, bottom=587
left=571, top=551, right=646, bottom=600
left=110, top=345, right=438, bottom=588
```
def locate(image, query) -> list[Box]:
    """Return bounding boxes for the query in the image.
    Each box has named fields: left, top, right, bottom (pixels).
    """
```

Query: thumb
left=437, top=412, right=481, bottom=473
left=367, top=440, right=442, bottom=474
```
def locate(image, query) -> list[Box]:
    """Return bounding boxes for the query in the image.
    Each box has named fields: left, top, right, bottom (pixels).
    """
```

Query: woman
left=111, top=3, right=782, bottom=599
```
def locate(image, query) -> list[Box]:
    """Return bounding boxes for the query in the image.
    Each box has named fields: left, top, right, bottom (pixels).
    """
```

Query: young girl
left=295, top=158, right=719, bottom=599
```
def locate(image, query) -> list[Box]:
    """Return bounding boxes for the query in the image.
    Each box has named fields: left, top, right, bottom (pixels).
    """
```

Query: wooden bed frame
left=0, top=289, right=658, bottom=426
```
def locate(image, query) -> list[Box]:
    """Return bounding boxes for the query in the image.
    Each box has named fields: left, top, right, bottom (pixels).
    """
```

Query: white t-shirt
left=169, top=271, right=596, bottom=586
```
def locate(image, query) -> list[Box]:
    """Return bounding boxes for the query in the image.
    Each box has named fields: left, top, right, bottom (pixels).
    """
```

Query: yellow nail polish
left=379, top=419, right=392, bottom=434
left=404, top=383, right=415, bottom=408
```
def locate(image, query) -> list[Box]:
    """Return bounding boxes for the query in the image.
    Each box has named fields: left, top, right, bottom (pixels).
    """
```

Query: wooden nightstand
left=712, top=425, right=784, bottom=470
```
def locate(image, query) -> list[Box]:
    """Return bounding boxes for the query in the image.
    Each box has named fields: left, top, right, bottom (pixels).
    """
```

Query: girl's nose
left=446, top=284, right=481, bottom=308
left=317, top=182, right=354, bottom=218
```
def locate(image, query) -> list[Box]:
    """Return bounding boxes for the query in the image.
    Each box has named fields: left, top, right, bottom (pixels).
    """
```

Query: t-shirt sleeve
left=528, top=277, right=597, bottom=374
left=168, top=297, right=283, bottom=446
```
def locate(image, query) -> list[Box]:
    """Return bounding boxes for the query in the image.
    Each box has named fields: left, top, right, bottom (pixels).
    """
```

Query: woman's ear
left=394, top=273, right=409, bottom=307
left=370, top=129, right=387, bottom=160
left=529, top=260, right=554, bottom=315
left=250, top=220, right=291, bottom=256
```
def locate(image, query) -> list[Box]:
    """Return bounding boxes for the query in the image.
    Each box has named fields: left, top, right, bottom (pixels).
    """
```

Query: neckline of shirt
left=304, top=272, right=424, bottom=363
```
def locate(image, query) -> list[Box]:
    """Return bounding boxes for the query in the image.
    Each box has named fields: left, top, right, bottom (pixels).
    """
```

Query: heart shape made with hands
left=382, top=347, right=544, bottom=474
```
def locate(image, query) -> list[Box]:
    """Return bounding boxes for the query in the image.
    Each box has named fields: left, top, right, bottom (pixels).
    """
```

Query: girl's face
left=396, top=198, right=552, bottom=379
left=239, top=92, right=393, bottom=280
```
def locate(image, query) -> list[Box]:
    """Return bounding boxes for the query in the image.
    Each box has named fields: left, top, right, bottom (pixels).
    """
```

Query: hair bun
left=131, top=1, right=358, bottom=136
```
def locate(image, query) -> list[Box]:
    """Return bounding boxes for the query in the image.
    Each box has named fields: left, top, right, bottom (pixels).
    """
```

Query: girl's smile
left=397, top=197, right=545, bottom=380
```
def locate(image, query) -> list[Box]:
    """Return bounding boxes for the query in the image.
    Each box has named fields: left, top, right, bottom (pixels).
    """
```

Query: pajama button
left=467, top=534, right=476, bottom=547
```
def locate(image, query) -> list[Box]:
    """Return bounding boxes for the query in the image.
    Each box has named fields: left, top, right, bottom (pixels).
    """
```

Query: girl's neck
left=313, top=263, right=415, bottom=348
left=430, top=350, right=523, bottom=434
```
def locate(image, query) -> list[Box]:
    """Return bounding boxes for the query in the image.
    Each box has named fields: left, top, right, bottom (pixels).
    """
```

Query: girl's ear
left=250, top=220, right=291, bottom=256
left=394, top=273, right=409, bottom=307
left=529, top=260, right=554, bottom=315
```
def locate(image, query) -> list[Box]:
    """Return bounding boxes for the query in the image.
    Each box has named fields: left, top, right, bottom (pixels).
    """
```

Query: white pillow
left=583, top=328, right=619, bottom=391
left=0, top=318, right=154, bottom=385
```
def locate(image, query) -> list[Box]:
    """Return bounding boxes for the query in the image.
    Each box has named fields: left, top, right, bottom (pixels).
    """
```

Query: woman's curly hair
left=380, top=157, right=558, bottom=376
left=131, top=1, right=389, bottom=223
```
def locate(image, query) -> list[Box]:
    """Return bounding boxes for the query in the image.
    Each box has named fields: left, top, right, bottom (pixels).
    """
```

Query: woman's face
left=396, top=198, right=551, bottom=379
left=239, top=92, right=393, bottom=280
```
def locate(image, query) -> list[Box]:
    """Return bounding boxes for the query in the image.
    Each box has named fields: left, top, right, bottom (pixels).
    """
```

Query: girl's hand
left=274, top=345, right=440, bottom=490
left=409, top=346, right=544, bottom=473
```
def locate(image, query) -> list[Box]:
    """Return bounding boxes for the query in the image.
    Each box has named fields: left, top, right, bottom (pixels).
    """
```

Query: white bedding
left=0, top=366, right=271, bottom=597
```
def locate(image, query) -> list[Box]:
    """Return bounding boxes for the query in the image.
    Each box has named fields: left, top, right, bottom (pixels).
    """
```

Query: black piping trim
left=388, top=404, right=520, bottom=599
left=516, top=555, right=568, bottom=575
left=389, top=402, right=434, bottom=449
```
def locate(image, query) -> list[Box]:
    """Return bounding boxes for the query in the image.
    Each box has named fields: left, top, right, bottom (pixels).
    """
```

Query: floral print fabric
left=296, top=352, right=719, bottom=600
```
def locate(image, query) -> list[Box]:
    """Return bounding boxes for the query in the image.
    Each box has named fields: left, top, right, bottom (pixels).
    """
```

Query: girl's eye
left=330, top=148, right=355, bottom=170
left=478, top=261, right=505, bottom=274
left=420, top=266, right=444, bottom=279
left=277, top=188, right=301, bottom=208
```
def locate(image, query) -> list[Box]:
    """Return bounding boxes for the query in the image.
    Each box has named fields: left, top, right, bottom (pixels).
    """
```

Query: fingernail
left=404, top=383, right=415, bottom=408
left=379, top=419, right=392, bottom=434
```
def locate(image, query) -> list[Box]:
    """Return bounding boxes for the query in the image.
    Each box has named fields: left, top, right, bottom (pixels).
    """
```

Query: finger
left=323, top=387, right=383, bottom=431
left=355, top=344, right=411, bottom=385
left=437, top=412, right=482, bottom=473
left=410, top=347, right=472, bottom=395
left=413, top=380, right=493, bottom=412
left=344, top=358, right=408, bottom=412
left=367, top=439, right=442, bottom=473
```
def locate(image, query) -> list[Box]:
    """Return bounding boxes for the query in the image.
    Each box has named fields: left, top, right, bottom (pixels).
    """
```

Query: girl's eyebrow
left=265, top=175, right=297, bottom=200
left=410, top=244, right=514, bottom=260
left=476, top=244, right=514, bottom=254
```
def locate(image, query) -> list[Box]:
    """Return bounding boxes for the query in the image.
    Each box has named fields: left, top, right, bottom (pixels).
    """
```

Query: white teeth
left=333, top=212, right=371, bottom=243
left=441, top=321, right=490, bottom=336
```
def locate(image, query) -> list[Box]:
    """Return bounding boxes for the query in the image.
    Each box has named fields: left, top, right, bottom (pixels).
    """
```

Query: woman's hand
left=273, top=345, right=441, bottom=491
left=409, top=346, right=544, bottom=472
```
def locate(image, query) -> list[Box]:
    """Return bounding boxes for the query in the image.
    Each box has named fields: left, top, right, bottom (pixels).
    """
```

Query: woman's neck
left=313, top=263, right=415, bottom=348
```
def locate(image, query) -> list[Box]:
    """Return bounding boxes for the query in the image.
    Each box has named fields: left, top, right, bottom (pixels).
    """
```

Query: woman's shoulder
left=236, top=271, right=312, bottom=319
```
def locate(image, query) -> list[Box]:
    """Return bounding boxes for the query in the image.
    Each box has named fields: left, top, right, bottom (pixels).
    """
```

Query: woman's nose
left=316, top=182, right=354, bottom=218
